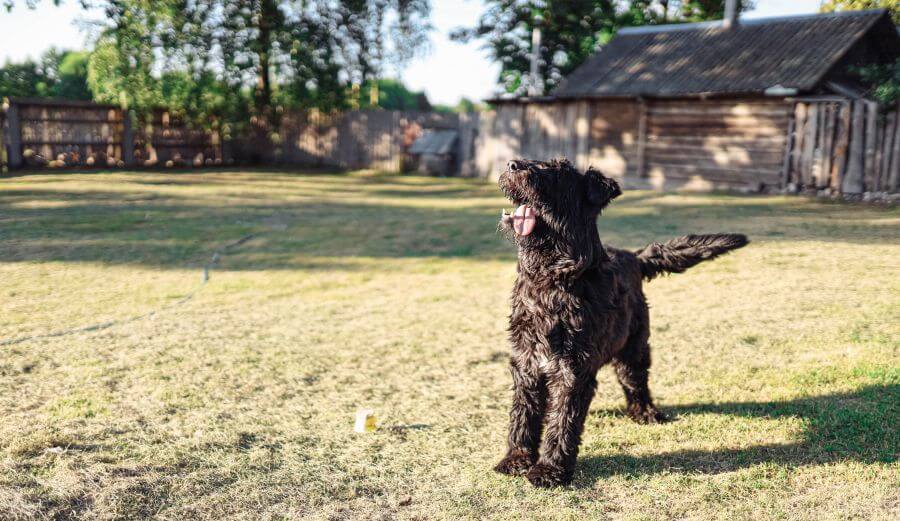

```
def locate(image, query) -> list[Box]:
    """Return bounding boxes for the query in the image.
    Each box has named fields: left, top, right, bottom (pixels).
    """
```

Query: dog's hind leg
left=494, top=360, right=547, bottom=476
left=613, top=333, right=669, bottom=425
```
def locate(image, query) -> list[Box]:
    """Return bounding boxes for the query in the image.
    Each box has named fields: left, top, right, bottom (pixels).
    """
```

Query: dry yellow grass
left=0, top=169, right=897, bottom=520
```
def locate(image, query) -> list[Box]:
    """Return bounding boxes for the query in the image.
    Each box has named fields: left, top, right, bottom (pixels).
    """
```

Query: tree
left=8, top=0, right=432, bottom=140
left=359, top=79, right=432, bottom=111
left=820, top=0, right=900, bottom=24
left=453, top=1, right=754, bottom=96
left=857, top=59, right=900, bottom=105
left=0, top=48, right=91, bottom=100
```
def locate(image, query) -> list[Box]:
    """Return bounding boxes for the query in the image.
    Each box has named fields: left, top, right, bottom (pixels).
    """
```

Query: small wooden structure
left=408, top=129, right=459, bottom=176
left=477, top=9, right=900, bottom=194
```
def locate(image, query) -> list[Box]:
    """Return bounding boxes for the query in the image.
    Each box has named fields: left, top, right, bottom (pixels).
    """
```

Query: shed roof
left=552, top=9, right=898, bottom=99
left=409, top=129, right=458, bottom=155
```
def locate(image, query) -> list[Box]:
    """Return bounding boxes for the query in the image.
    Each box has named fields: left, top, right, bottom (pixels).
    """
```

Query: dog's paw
left=628, top=406, right=671, bottom=425
left=525, top=463, right=571, bottom=488
left=494, top=449, right=535, bottom=476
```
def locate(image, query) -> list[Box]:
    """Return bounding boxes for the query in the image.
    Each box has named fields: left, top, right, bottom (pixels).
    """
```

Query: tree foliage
left=452, top=0, right=754, bottom=96
left=857, top=59, right=900, bottom=106
left=358, top=79, right=431, bottom=110
left=6, top=0, right=432, bottom=136
left=0, top=48, right=91, bottom=100
left=820, top=0, right=900, bottom=24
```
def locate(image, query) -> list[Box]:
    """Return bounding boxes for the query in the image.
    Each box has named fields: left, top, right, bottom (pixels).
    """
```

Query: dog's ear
left=586, top=167, right=621, bottom=209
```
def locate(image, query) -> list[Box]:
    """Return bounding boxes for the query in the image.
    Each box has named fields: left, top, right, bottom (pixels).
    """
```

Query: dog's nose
left=507, top=160, right=521, bottom=172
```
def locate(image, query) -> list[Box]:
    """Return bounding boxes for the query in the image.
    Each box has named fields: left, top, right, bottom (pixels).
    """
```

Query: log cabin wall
left=643, top=99, right=792, bottom=190
left=470, top=97, right=899, bottom=195
left=587, top=100, right=639, bottom=179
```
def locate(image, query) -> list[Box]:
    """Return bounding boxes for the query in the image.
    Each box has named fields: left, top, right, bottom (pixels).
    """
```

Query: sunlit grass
left=0, top=169, right=897, bottom=519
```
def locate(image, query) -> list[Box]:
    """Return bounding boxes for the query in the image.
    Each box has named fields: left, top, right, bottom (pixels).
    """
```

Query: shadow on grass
left=0, top=180, right=897, bottom=270
left=578, top=384, right=898, bottom=485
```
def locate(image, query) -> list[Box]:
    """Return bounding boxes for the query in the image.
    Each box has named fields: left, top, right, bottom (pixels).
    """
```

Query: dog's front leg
left=526, top=363, right=597, bottom=487
left=494, top=358, right=546, bottom=476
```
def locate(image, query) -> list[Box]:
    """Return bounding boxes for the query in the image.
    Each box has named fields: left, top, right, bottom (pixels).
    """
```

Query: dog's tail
left=635, top=234, right=748, bottom=281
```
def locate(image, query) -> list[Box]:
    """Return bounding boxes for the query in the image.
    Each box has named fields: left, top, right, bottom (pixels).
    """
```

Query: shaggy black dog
left=495, top=158, right=748, bottom=488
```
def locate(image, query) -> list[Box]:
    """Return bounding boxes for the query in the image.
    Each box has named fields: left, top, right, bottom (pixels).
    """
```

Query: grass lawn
left=0, top=169, right=897, bottom=520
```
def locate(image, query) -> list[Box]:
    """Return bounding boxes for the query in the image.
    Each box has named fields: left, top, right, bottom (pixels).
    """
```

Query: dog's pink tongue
left=513, top=205, right=536, bottom=236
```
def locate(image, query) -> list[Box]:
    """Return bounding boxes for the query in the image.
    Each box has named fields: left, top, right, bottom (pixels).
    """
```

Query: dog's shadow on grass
left=577, top=384, right=898, bottom=486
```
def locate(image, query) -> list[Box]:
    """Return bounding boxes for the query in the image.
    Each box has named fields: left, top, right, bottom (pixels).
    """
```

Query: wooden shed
left=477, top=9, right=900, bottom=194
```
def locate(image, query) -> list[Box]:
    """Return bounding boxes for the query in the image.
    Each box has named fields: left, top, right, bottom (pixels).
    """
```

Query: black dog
left=495, top=158, right=748, bottom=487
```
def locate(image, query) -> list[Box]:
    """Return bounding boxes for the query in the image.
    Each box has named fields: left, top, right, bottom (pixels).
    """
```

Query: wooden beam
left=842, top=100, right=866, bottom=194
left=121, top=110, right=135, bottom=167
left=821, top=103, right=837, bottom=188
left=800, top=103, right=818, bottom=188
left=6, top=102, right=22, bottom=168
left=831, top=102, right=851, bottom=191
left=791, top=103, right=807, bottom=187
left=863, top=101, right=878, bottom=191
left=780, top=113, right=795, bottom=188
left=880, top=110, right=897, bottom=192
left=889, top=104, right=900, bottom=192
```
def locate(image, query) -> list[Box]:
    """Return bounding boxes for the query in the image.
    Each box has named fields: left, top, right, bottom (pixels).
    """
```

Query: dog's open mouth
left=501, top=204, right=537, bottom=236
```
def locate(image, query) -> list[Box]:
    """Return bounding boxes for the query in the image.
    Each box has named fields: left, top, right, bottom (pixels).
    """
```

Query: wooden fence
left=272, top=110, right=458, bottom=170
left=1, top=98, right=223, bottom=170
left=784, top=98, right=899, bottom=193
left=1, top=98, right=457, bottom=173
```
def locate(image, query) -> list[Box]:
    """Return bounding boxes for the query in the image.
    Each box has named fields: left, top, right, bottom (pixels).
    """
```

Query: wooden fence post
left=122, top=110, right=135, bottom=167
left=841, top=100, right=865, bottom=194
left=790, top=103, right=807, bottom=186
left=881, top=109, right=897, bottom=193
left=863, top=100, right=878, bottom=191
left=779, top=113, right=795, bottom=188
left=889, top=103, right=900, bottom=192
left=0, top=104, right=6, bottom=174
left=831, top=102, right=851, bottom=190
left=6, top=101, right=22, bottom=169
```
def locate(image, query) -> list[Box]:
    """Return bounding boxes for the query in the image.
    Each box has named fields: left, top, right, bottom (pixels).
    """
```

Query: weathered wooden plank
left=0, top=112, right=6, bottom=173
left=821, top=103, right=837, bottom=187
left=863, top=101, right=879, bottom=191
left=872, top=107, right=887, bottom=191
left=647, top=124, right=786, bottom=137
left=647, top=149, right=784, bottom=166
left=780, top=114, right=795, bottom=188
left=647, top=114, right=790, bottom=126
left=812, top=103, right=827, bottom=187
left=842, top=100, right=866, bottom=194
left=889, top=104, right=900, bottom=192
left=6, top=102, right=22, bottom=168
left=790, top=103, right=807, bottom=185
left=830, top=102, right=852, bottom=190
left=647, top=161, right=781, bottom=177
left=800, top=103, right=819, bottom=188
left=879, top=110, right=897, bottom=192
left=648, top=107, right=791, bottom=118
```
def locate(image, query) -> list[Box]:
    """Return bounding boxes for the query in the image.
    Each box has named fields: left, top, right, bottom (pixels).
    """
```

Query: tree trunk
left=252, top=0, right=277, bottom=160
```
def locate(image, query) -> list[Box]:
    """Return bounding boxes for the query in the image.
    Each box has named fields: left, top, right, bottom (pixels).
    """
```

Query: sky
left=0, top=0, right=826, bottom=106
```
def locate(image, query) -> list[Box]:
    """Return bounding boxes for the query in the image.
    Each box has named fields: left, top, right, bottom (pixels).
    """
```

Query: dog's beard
left=497, top=219, right=517, bottom=243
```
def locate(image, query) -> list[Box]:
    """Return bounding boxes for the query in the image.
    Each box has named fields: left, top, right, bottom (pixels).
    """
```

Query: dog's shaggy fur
left=494, top=158, right=748, bottom=487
